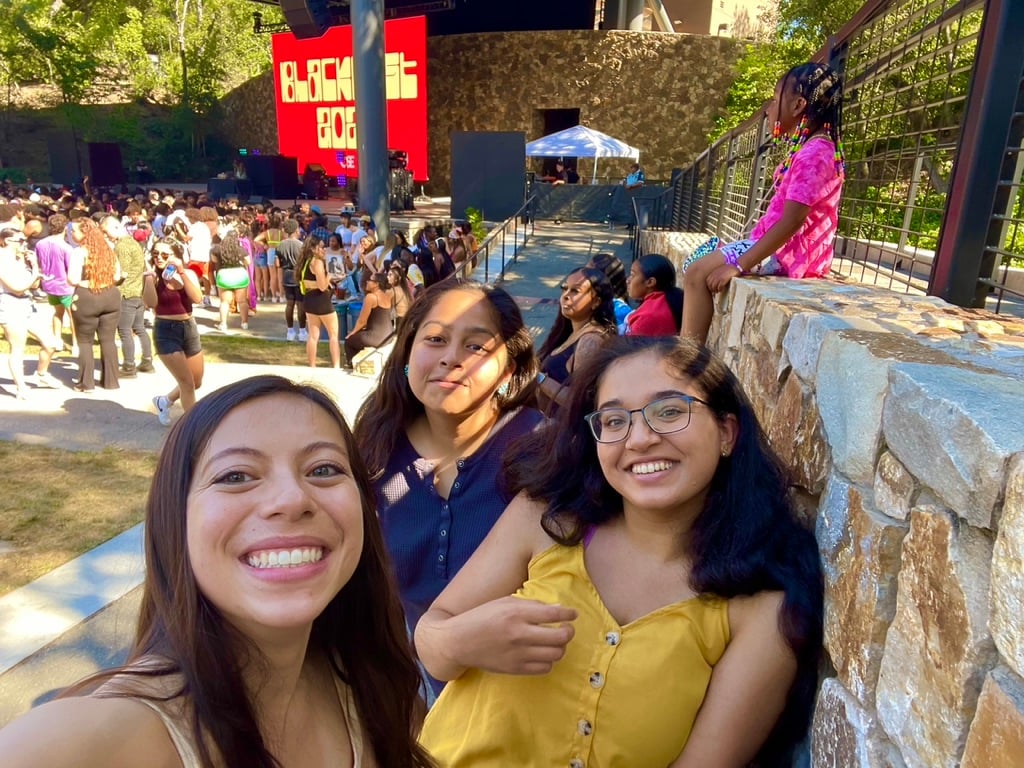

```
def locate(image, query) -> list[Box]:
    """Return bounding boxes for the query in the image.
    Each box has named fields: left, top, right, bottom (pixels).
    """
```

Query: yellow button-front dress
left=421, top=542, right=730, bottom=768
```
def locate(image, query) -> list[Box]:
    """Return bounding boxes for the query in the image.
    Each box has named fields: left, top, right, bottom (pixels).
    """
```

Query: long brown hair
left=68, top=376, right=434, bottom=768
left=354, top=280, right=538, bottom=478
left=295, top=235, right=324, bottom=283
left=79, top=218, right=117, bottom=291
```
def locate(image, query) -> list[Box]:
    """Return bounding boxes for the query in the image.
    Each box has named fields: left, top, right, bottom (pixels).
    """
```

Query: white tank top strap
left=334, top=675, right=367, bottom=766
left=132, top=697, right=204, bottom=767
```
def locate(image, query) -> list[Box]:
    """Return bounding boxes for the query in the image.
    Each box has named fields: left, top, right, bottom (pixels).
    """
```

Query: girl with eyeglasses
left=415, top=336, right=823, bottom=767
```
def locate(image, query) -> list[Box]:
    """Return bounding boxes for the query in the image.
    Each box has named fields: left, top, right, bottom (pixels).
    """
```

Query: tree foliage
left=1, top=0, right=280, bottom=113
left=711, top=0, right=863, bottom=140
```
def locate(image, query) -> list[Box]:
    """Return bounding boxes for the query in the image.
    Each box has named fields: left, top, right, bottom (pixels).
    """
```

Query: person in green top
left=102, top=215, right=154, bottom=377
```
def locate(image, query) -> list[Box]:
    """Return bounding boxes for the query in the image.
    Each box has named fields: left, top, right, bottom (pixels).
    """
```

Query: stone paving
left=0, top=220, right=635, bottom=727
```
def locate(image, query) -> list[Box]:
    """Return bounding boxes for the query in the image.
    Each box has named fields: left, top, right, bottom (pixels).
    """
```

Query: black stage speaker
left=244, top=155, right=299, bottom=199
left=280, top=0, right=331, bottom=39
left=48, top=133, right=81, bottom=186
left=86, top=142, right=125, bottom=187
left=451, top=132, right=526, bottom=222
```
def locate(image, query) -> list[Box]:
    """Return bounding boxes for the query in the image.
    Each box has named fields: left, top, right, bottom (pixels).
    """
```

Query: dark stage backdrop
left=451, top=131, right=526, bottom=223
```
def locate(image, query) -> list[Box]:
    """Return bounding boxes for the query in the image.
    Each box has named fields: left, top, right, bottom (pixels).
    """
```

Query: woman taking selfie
left=0, top=375, right=434, bottom=768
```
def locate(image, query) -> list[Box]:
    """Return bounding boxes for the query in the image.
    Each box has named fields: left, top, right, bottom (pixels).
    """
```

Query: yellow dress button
left=589, top=672, right=604, bottom=688
left=577, top=719, right=593, bottom=736
left=605, top=631, right=620, bottom=646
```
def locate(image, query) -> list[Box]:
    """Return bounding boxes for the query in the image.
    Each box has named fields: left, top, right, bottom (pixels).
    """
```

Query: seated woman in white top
left=0, top=375, right=434, bottom=768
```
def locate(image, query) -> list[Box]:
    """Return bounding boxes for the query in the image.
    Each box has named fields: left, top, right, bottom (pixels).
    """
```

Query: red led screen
left=271, top=16, right=428, bottom=180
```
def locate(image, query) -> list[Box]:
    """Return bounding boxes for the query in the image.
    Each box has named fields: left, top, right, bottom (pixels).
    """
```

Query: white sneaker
left=202, top=296, right=212, bottom=308
left=152, top=395, right=172, bottom=426
left=31, top=371, right=62, bottom=389
left=217, top=321, right=228, bottom=332
left=286, top=327, right=297, bottom=342
left=240, top=322, right=249, bottom=330
left=298, top=328, right=309, bottom=342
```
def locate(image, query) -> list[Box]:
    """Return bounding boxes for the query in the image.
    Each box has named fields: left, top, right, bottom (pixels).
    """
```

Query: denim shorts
left=254, top=251, right=268, bottom=269
left=154, top=317, right=202, bottom=357
left=266, top=247, right=278, bottom=267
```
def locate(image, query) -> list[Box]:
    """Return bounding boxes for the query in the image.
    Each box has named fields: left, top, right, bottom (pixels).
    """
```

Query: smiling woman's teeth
left=247, top=548, right=324, bottom=569
left=631, top=461, right=673, bottom=475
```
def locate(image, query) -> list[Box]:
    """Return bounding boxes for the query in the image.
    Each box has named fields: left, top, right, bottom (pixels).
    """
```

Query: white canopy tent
left=525, top=125, right=640, bottom=184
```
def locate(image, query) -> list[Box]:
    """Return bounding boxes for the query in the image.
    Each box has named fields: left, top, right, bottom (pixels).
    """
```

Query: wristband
left=722, top=251, right=745, bottom=274
left=536, top=372, right=547, bottom=385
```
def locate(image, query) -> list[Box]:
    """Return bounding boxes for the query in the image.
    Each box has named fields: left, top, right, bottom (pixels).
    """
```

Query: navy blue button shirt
left=375, top=407, right=544, bottom=634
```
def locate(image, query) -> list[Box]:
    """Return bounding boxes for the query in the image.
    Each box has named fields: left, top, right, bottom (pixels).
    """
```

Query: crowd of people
left=0, top=60, right=847, bottom=768
left=0, top=180, right=485, bottom=406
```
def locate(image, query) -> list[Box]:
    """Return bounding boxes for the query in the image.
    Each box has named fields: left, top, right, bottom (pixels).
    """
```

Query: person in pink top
left=682, top=62, right=845, bottom=344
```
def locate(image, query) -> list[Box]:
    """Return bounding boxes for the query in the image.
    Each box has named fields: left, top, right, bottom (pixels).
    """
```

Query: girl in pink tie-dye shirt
left=683, top=63, right=845, bottom=344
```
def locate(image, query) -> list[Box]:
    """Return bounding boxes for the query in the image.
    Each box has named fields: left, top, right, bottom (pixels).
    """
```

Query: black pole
left=929, top=0, right=1024, bottom=307
left=352, top=0, right=391, bottom=240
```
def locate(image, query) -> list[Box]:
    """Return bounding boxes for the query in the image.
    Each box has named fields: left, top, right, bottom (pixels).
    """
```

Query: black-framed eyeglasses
left=584, top=395, right=712, bottom=443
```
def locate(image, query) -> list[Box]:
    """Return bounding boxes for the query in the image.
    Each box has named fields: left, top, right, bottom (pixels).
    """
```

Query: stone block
left=735, top=344, right=783, bottom=428
left=811, top=677, right=906, bottom=768
left=815, top=332, right=893, bottom=485
left=817, top=474, right=907, bottom=706
left=883, top=364, right=1024, bottom=528
left=961, top=666, right=1024, bottom=768
left=781, top=312, right=852, bottom=383
left=760, top=300, right=796, bottom=351
left=873, top=451, right=916, bottom=522
left=990, top=454, right=1024, bottom=678
left=769, top=375, right=829, bottom=494
left=725, top=278, right=757, bottom=349
left=876, top=506, right=997, bottom=768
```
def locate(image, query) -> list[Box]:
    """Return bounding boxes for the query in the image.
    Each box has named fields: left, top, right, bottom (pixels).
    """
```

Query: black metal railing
left=469, top=194, right=538, bottom=284
left=636, top=0, right=1024, bottom=315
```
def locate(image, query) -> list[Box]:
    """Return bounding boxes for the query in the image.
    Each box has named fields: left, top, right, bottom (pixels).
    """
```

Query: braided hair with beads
left=772, top=62, right=845, bottom=186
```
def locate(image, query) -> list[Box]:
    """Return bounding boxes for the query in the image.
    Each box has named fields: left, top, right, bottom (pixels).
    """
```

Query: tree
left=710, top=0, right=863, bottom=140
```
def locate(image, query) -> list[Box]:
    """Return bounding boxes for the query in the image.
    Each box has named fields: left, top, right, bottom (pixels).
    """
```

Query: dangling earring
left=404, top=364, right=409, bottom=377
left=497, top=381, right=509, bottom=398
left=771, top=120, right=782, bottom=146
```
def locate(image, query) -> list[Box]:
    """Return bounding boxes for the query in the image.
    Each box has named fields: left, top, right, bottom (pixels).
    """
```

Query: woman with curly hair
left=68, top=217, right=122, bottom=391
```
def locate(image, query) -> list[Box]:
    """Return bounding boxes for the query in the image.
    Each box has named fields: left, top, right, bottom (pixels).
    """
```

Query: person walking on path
left=103, top=215, right=154, bottom=377
left=0, top=228, right=61, bottom=398
left=275, top=220, right=307, bottom=342
left=143, top=237, right=205, bottom=426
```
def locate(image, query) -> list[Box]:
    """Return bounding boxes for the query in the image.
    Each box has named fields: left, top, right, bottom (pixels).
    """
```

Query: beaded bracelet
left=723, top=251, right=745, bottom=274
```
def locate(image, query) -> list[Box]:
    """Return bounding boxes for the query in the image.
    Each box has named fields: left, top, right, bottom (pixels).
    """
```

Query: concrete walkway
left=0, top=221, right=635, bottom=727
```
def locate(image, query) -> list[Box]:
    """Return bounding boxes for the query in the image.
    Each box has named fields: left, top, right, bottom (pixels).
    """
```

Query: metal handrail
left=474, top=194, right=537, bottom=284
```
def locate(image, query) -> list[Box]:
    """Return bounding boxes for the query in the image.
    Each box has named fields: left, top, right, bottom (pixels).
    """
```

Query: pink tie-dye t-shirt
left=751, top=136, right=843, bottom=279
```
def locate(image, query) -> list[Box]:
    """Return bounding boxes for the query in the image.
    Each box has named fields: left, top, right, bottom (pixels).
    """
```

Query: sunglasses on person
left=153, top=249, right=175, bottom=257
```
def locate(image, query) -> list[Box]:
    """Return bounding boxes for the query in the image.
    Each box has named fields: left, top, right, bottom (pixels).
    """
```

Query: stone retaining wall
left=704, top=277, right=1024, bottom=767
